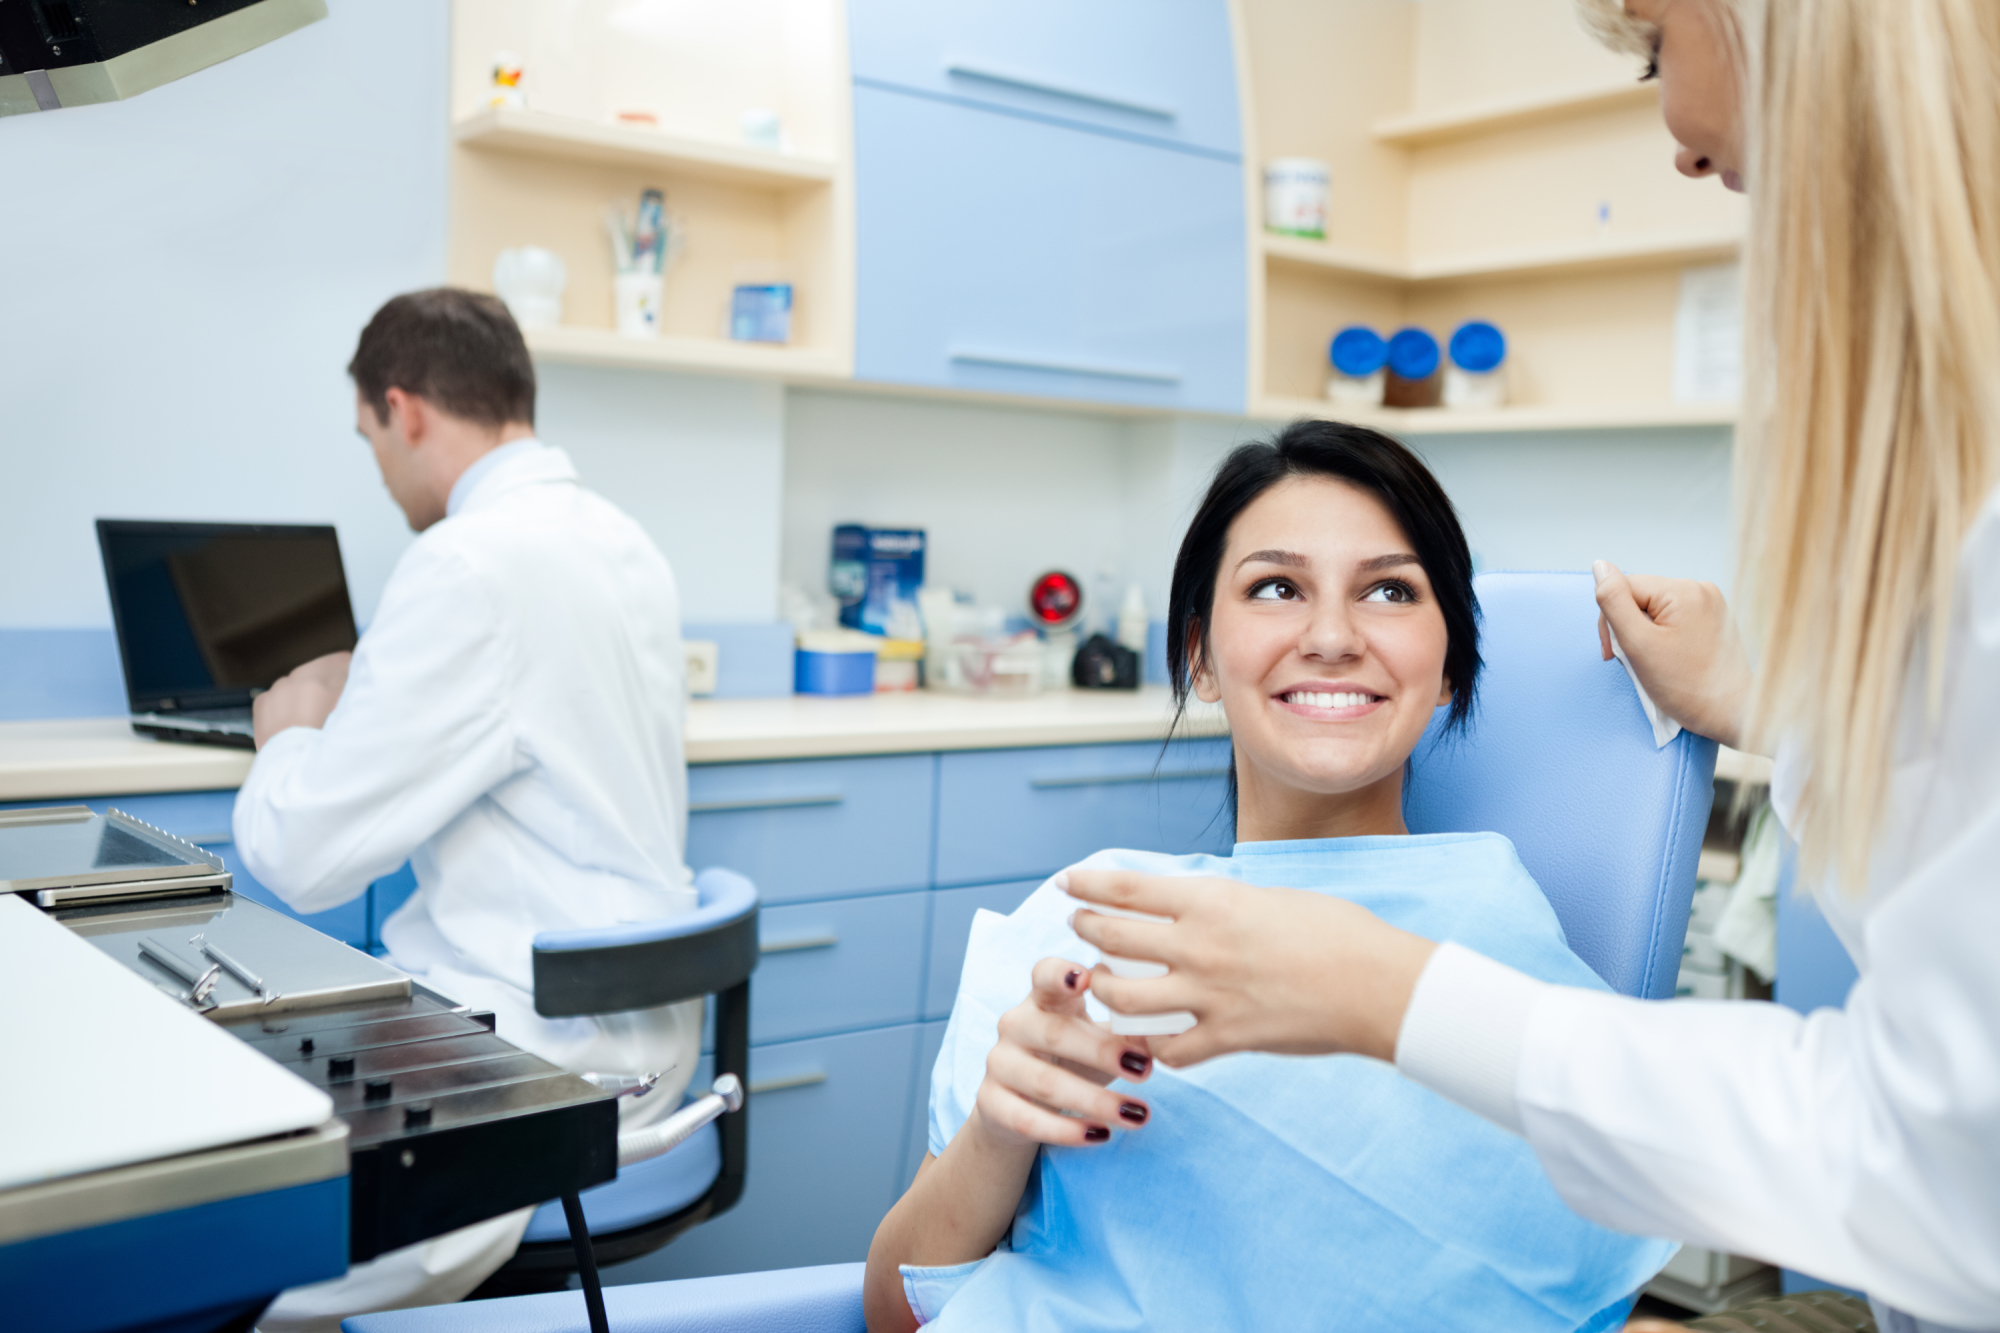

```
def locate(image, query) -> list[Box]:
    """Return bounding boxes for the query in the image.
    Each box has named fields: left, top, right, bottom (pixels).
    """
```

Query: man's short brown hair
left=348, top=288, right=536, bottom=429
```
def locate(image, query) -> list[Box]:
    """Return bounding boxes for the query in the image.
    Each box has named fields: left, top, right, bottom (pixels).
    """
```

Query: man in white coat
left=236, top=289, right=700, bottom=1331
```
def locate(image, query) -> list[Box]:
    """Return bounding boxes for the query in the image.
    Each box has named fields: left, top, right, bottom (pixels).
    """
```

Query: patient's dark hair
left=348, top=288, right=536, bottom=429
left=1168, top=419, right=1481, bottom=738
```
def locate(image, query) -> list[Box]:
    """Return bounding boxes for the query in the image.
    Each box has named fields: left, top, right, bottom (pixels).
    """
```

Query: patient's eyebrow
left=1235, top=548, right=1310, bottom=571
left=1358, top=553, right=1422, bottom=573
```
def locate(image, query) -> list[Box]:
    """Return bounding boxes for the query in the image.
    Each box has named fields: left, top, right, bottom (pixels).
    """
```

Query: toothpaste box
left=831, top=525, right=925, bottom=638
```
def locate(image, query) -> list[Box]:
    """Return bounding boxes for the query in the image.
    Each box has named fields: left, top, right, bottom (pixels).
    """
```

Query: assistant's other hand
left=1592, top=562, right=1753, bottom=750
left=1064, top=868, right=1437, bottom=1067
left=252, top=651, right=352, bottom=749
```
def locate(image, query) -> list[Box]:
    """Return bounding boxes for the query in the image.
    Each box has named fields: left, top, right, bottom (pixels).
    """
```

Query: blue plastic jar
left=1444, top=320, right=1508, bottom=409
left=1384, top=327, right=1442, bottom=407
left=1326, top=326, right=1389, bottom=407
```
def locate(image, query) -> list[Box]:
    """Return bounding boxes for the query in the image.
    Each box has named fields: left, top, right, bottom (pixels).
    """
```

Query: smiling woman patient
left=861, top=420, right=1676, bottom=1333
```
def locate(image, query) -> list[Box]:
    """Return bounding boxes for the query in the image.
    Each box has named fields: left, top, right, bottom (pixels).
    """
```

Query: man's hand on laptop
left=252, top=652, right=353, bottom=749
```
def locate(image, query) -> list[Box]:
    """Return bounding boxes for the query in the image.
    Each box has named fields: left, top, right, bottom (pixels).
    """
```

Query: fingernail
left=1064, top=969, right=1082, bottom=990
left=1592, top=559, right=1608, bottom=584
left=1052, top=870, right=1070, bottom=892
left=1120, top=1051, right=1150, bottom=1076
left=1083, top=1125, right=1111, bottom=1142
left=1119, top=1102, right=1148, bottom=1124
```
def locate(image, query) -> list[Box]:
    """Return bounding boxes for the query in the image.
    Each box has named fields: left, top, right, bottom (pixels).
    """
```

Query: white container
left=613, top=271, right=663, bottom=339
left=1082, top=902, right=1197, bottom=1036
left=1443, top=320, right=1509, bottom=409
left=492, top=247, right=567, bottom=330
left=1264, top=158, right=1328, bottom=239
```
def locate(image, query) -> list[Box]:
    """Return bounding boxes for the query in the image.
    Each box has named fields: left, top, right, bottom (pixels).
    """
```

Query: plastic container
left=930, top=634, right=1043, bottom=695
left=1081, top=903, right=1197, bottom=1036
left=1384, top=327, right=1443, bottom=408
left=873, top=638, right=925, bottom=692
left=1264, top=158, right=1328, bottom=239
left=794, top=630, right=878, bottom=695
left=1326, top=325, right=1389, bottom=408
left=729, top=284, right=793, bottom=343
left=492, top=247, right=566, bottom=330
left=614, top=271, right=662, bottom=338
left=1444, top=320, right=1508, bottom=409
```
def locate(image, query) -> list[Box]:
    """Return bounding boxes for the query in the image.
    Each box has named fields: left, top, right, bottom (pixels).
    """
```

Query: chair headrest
left=1406, top=571, right=1716, bottom=999
left=530, top=868, right=761, bottom=1017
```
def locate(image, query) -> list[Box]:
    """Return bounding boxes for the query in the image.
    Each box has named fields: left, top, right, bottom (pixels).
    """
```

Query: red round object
left=1029, top=570, right=1084, bottom=627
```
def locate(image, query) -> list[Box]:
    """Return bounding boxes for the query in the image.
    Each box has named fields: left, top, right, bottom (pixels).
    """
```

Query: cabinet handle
left=1031, top=768, right=1230, bottom=790
left=949, top=348, right=1182, bottom=385
left=760, top=933, right=839, bottom=955
left=689, top=793, right=844, bottom=815
left=944, top=62, right=1175, bottom=122
left=749, top=1071, right=828, bottom=1095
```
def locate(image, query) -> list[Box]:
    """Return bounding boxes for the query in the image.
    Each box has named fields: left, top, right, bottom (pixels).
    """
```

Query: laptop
left=96, top=519, right=359, bottom=750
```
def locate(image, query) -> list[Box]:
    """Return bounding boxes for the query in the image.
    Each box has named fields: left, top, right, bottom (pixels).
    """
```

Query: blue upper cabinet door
left=848, top=0, right=1243, bottom=156
left=853, top=86, right=1248, bottom=414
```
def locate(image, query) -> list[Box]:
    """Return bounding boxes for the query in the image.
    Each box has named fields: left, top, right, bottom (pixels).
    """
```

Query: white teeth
left=1285, top=690, right=1374, bottom=710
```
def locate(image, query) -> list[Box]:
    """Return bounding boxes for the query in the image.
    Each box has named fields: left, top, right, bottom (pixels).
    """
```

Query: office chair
left=349, top=571, right=1717, bottom=1333
left=464, top=867, right=759, bottom=1310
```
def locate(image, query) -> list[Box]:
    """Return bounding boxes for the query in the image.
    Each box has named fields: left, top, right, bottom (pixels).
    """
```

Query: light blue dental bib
left=921, top=834, right=1676, bottom=1332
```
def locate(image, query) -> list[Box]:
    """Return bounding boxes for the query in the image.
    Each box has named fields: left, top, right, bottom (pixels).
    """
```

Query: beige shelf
left=1373, top=79, right=1659, bottom=148
left=524, top=326, right=849, bottom=383
left=1252, top=396, right=1738, bottom=435
left=1259, top=227, right=1740, bottom=286
left=453, top=107, right=838, bottom=188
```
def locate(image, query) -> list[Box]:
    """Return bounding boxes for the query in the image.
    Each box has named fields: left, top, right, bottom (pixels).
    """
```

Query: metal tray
left=0, top=806, right=231, bottom=905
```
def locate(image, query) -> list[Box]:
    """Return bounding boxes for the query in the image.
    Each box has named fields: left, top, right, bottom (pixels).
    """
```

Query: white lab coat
left=1398, top=486, right=2000, bottom=1329
left=236, top=440, right=700, bottom=1331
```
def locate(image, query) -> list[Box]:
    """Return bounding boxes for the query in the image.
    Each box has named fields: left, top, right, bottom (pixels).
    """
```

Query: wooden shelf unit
left=1240, top=0, right=1745, bottom=428
left=446, top=0, right=855, bottom=379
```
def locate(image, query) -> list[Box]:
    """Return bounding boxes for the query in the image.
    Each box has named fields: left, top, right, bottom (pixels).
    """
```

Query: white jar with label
left=1264, top=158, right=1328, bottom=239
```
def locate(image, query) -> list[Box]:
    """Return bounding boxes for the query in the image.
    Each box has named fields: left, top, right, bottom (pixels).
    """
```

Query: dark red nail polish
left=1120, top=1051, right=1150, bottom=1076
left=1064, top=969, right=1082, bottom=990
left=1119, top=1102, right=1148, bottom=1124
left=1083, top=1125, right=1111, bottom=1142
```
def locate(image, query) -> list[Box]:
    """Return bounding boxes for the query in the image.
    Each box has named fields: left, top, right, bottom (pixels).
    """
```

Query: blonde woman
left=1064, top=2, right=2000, bottom=1329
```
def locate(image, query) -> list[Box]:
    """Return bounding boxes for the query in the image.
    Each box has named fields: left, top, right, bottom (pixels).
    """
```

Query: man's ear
left=383, top=387, right=426, bottom=447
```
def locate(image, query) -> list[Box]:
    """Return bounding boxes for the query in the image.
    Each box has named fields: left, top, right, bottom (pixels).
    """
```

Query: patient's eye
left=1361, top=579, right=1418, bottom=605
left=1248, top=578, right=1302, bottom=602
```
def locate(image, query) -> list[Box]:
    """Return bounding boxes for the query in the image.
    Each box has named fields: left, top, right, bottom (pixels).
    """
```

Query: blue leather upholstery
left=1406, top=571, right=1716, bottom=999
left=535, top=868, right=759, bottom=953
left=342, top=1262, right=866, bottom=1333
left=520, top=1114, right=721, bottom=1244
left=357, top=571, right=1713, bottom=1331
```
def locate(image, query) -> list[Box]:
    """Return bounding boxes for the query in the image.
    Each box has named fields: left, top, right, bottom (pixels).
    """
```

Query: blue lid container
left=1449, top=321, right=1507, bottom=373
left=1328, top=326, right=1389, bottom=377
left=795, top=648, right=876, bottom=695
left=1387, top=327, right=1441, bottom=381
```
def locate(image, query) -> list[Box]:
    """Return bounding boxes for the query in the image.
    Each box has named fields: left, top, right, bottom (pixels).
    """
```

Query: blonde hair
left=1580, top=0, right=2000, bottom=892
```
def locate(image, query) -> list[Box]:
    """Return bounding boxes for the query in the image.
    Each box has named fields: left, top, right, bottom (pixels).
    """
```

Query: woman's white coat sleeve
left=231, top=542, right=524, bottom=914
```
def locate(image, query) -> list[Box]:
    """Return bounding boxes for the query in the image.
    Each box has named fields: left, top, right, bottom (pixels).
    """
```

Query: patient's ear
left=1191, top=626, right=1222, bottom=704
left=1436, top=677, right=1454, bottom=708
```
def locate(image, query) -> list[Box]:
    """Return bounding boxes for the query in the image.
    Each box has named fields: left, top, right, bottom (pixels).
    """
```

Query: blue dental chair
left=347, top=571, right=1717, bottom=1333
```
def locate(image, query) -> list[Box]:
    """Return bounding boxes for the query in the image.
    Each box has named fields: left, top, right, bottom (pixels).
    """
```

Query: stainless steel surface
left=0, top=805, right=226, bottom=898
left=0, top=1121, right=349, bottom=1247
left=66, top=894, right=410, bottom=1020
left=34, top=872, right=232, bottom=907
left=196, top=935, right=273, bottom=1001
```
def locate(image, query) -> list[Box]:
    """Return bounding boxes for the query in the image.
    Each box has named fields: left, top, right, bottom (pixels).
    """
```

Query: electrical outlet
left=684, top=639, right=719, bottom=697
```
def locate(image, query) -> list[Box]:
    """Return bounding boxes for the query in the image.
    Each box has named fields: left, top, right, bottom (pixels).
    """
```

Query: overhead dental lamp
left=0, top=0, right=326, bottom=117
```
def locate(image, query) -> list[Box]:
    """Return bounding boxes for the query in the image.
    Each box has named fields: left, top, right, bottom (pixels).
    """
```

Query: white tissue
left=1607, top=625, right=1683, bottom=748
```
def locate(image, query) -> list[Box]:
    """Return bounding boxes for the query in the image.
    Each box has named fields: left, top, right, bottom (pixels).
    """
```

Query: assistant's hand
left=252, top=651, right=352, bottom=749
left=972, top=957, right=1155, bottom=1149
left=1593, top=562, right=1754, bottom=750
left=1064, top=869, right=1437, bottom=1067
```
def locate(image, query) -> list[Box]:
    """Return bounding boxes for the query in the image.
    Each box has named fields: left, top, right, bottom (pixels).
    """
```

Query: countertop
left=0, top=687, right=1227, bottom=801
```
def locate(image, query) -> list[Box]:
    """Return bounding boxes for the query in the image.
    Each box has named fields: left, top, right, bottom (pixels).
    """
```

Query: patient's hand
left=252, top=651, right=352, bottom=749
left=975, top=957, right=1155, bottom=1148
left=1592, top=562, right=1753, bottom=750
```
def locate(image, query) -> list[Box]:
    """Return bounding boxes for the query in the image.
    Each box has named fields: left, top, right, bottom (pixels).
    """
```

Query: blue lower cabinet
left=934, top=739, right=1235, bottom=885
left=607, top=1023, right=923, bottom=1281
left=902, top=1019, right=951, bottom=1191
left=0, top=791, right=369, bottom=948
left=687, top=754, right=936, bottom=904
left=754, top=891, right=929, bottom=1043
left=925, top=879, right=1042, bottom=1019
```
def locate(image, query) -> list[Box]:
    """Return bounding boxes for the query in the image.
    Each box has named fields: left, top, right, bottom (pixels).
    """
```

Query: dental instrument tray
left=0, top=805, right=232, bottom=906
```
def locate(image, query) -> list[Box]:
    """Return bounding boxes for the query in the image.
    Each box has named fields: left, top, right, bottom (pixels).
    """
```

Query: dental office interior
left=1, top=1, right=1870, bottom=1331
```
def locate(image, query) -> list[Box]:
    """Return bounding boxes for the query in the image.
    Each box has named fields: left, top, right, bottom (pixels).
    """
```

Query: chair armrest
left=341, top=1262, right=866, bottom=1333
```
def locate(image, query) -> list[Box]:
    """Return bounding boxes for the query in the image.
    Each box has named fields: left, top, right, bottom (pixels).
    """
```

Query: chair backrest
left=1405, top=571, right=1716, bottom=1000
left=532, top=867, right=760, bottom=1018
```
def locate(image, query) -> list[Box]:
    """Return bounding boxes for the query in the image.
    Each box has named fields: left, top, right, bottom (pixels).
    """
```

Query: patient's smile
left=1277, top=687, right=1384, bottom=718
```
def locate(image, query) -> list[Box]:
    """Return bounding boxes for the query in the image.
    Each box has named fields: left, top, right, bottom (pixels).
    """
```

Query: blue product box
left=729, top=284, right=793, bottom=343
left=830, top=524, right=925, bottom=637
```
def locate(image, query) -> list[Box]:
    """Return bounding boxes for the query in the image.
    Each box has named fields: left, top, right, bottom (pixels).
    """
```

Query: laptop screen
left=96, top=520, right=359, bottom=712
